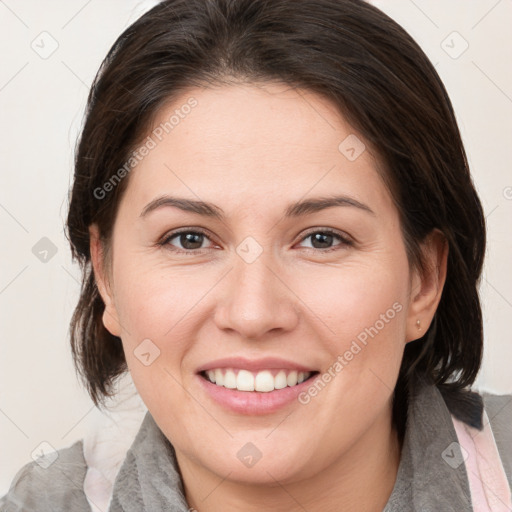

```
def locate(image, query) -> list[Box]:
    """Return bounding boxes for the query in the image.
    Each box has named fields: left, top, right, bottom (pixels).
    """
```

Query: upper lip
left=196, top=357, right=317, bottom=374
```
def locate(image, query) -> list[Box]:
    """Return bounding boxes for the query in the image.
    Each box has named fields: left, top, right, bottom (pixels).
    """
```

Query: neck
left=177, top=405, right=401, bottom=512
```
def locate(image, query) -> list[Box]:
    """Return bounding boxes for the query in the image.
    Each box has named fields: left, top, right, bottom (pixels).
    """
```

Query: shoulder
left=436, top=382, right=511, bottom=489
left=0, top=440, right=91, bottom=512
left=481, top=391, right=512, bottom=489
left=482, top=391, right=512, bottom=424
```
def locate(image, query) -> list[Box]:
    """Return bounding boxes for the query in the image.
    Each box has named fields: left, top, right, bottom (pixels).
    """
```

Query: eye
left=296, top=229, right=353, bottom=252
left=159, top=228, right=216, bottom=254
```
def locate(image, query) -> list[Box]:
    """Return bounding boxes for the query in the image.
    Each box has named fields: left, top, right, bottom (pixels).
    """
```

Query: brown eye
left=173, top=232, right=206, bottom=250
left=160, top=229, right=214, bottom=254
left=298, top=229, right=353, bottom=252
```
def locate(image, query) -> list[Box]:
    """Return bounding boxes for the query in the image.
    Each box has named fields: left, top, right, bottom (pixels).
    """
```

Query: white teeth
left=287, top=371, right=298, bottom=386
left=255, top=370, right=274, bottom=392
left=214, top=368, right=224, bottom=386
left=237, top=370, right=254, bottom=391
left=223, top=369, right=237, bottom=389
left=274, top=370, right=288, bottom=389
left=204, top=368, right=313, bottom=392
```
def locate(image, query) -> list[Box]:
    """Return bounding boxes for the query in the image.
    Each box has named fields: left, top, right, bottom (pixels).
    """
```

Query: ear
left=89, top=224, right=122, bottom=337
left=406, top=229, right=448, bottom=342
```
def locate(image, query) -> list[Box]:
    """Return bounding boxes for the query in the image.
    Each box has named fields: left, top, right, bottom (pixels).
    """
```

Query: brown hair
left=66, top=0, right=486, bottom=436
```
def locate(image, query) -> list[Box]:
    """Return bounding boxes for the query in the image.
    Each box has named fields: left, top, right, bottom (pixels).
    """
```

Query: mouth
left=199, top=368, right=320, bottom=393
left=195, top=357, right=321, bottom=414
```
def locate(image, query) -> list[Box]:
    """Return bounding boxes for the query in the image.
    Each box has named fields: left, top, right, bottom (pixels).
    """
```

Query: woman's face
left=91, top=82, right=435, bottom=485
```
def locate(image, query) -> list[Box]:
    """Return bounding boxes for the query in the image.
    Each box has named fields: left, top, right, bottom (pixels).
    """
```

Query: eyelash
left=158, top=227, right=353, bottom=255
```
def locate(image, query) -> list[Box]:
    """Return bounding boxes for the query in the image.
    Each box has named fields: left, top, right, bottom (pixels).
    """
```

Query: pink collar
left=452, top=410, right=512, bottom=511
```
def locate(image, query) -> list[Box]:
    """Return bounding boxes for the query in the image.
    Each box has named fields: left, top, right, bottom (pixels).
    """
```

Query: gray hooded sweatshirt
left=1, top=375, right=511, bottom=511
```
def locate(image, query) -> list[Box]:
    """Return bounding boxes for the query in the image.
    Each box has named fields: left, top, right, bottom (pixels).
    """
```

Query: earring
left=416, top=319, right=421, bottom=330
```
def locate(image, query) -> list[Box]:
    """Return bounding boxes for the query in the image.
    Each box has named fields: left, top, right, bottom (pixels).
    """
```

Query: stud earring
left=416, top=319, right=421, bottom=330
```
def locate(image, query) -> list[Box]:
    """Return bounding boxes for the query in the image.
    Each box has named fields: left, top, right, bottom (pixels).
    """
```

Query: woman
left=2, top=0, right=510, bottom=510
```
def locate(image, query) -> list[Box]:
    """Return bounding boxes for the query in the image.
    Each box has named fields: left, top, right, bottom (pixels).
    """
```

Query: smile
left=201, top=368, right=318, bottom=392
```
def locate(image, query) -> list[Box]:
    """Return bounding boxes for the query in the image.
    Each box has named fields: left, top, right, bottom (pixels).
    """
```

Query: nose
left=213, top=250, right=300, bottom=340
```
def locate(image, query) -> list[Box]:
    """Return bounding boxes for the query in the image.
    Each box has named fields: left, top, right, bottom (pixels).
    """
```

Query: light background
left=1, top=0, right=511, bottom=496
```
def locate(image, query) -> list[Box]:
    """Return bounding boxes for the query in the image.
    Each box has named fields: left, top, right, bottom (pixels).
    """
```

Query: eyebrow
left=139, top=194, right=375, bottom=220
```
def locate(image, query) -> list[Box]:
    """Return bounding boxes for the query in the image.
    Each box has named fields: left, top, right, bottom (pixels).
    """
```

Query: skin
left=89, top=82, right=447, bottom=512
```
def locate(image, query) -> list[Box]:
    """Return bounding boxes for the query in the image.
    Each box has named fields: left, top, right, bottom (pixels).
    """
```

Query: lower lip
left=196, top=373, right=318, bottom=415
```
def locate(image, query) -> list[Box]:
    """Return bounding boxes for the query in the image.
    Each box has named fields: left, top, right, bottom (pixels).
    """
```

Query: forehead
left=154, top=82, right=357, bottom=162
left=120, top=82, right=393, bottom=217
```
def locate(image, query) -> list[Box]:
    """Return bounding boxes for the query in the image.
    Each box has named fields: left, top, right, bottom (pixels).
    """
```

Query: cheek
left=112, top=264, right=202, bottom=418
left=292, top=256, right=409, bottom=405
left=109, top=259, right=199, bottom=404
left=112, top=253, right=207, bottom=341
left=291, top=262, right=408, bottom=449
left=295, top=256, right=408, bottom=341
